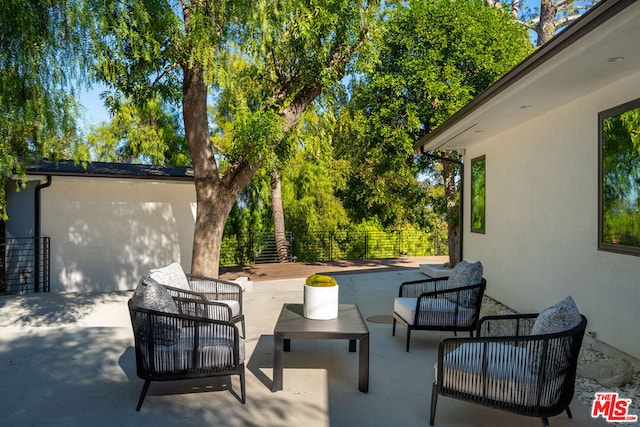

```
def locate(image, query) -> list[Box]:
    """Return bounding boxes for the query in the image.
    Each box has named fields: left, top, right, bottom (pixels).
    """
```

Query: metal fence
left=220, top=230, right=447, bottom=267
left=0, top=237, right=50, bottom=294
left=0, top=232, right=441, bottom=291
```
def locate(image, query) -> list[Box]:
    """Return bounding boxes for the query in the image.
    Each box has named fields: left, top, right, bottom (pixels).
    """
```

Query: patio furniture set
left=127, top=260, right=587, bottom=427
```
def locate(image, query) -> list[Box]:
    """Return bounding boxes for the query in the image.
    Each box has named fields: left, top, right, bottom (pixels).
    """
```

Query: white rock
left=577, top=358, right=635, bottom=388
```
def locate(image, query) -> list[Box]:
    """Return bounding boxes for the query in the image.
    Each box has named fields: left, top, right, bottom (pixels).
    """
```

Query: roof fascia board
left=36, top=171, right=195, bottom=182
left=22, top=160, right=194, bottom=181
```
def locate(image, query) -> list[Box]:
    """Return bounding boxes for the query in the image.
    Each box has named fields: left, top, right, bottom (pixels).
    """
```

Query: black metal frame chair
left=392, top=277, right=487, bottom=351
left=128, top=297, right=246, bottom=411
left=430, top=313, right=587, bottom=426
left=163, top=273, right=245, bottom=337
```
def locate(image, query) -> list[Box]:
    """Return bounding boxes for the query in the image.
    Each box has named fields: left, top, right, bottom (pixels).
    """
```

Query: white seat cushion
left=395, top=297, right=419, bottom=324
left=435, top=342, right=563, bottom=407
left=150, top=262, right=191, bottom=291
left=142, top=335, right=245, bottom=372
left=217, top=300, right=241, bottom=318
left=186, top=335, right=245, bottom=367
left=394, top=297, right=473, bottom=326
left=232, top=276, right=253, bottom=291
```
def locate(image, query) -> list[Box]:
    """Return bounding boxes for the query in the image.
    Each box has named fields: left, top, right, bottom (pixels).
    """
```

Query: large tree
left=282, top=97, right=351, bottom=234
left=221, top=94, right=352, bottom=265
left=485, top=0, right=597, bottom=46
left=340, top=0, right=533, bottom=266
left=86, top=98, right=188, bottom=165
left=89, top=0, right=378, bottom=276
left=0, top=0, right=90, bottom=218
left=529, top=0, right=597, bottom=46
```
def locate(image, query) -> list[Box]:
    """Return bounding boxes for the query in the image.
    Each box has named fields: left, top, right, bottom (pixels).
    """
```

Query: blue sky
left=78, top=82, right=110, bottom=132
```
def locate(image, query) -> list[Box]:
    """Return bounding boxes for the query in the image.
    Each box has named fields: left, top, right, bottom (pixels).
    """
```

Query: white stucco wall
left=462, top=70, right=640, bottom=359
left=39, top=176, right=196, bottom=292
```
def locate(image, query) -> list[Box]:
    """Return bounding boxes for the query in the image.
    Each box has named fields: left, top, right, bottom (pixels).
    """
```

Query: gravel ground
left=575, top=345, right=640, bottom=425
left=481, top=296, right=640, bottom=425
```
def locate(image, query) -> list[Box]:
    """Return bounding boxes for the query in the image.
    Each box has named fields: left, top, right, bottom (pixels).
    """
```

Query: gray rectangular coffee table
left=272, top=303, right=369, bottom=393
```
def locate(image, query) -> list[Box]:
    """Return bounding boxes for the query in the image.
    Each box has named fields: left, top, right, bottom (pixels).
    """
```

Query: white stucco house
left=5, top=160, right=196, bottom=293
left=416, top=0, right=640, bottom=359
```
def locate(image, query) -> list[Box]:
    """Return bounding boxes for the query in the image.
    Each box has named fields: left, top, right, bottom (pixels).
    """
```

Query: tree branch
left=555, top=14, right=582, bottom=29
left=209, top=138, right=231, bottom=158
left=151, top=62, right=178, bottom=87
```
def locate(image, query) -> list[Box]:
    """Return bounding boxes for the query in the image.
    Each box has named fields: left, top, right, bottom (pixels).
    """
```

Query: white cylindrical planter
left=303, top=284, right=339, bottom=320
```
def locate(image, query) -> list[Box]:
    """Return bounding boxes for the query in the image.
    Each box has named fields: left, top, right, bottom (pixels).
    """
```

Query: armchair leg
left=136, top=380, right=151, bottom=411
left=240, top=365, right=246, bottom=404
left=241, top=319, right=246, bottom=338
left=392, top=318, right=396, bottom=336
left=406, top=328, right=411, bottom=352
left=566, top=407, right=573, bottom=419
left=429, top=383, right=438, bottom=426
left=540, top=417, right=549, bottom=427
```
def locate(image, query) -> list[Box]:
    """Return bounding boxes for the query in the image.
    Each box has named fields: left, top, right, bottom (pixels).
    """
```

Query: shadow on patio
left=0, top=261, right=609, bottom=426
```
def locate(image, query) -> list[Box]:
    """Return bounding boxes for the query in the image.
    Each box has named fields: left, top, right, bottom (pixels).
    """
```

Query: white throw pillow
left=150, top=262, right=191, bottom=291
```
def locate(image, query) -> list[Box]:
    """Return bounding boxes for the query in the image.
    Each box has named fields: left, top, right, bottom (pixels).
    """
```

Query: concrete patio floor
left=0, top=263, right=609, bottom=426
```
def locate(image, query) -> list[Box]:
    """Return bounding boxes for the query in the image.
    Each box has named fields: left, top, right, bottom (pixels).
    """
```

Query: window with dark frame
left=598, top=98, right=640, bottom=256
left=470, top=155, right=486, bottom=234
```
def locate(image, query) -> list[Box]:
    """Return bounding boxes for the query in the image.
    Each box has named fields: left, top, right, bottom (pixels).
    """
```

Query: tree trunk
left=183, top=66, right=257, bottom=277
left=266, top=85, right=321, bottom=264
left=183, top=66, right=222, bottom=277
left=443, top=159, right=461, bottom=267
left=510, top=0, right=520, bottom=17
left=177, top=2, right=368, bottom=277
left=191, top=186, right=235, bottom=278
left=182, top=67, right=321, bottom=276
left=536, top=0, right=558, bottom=46
left=270, top=170, right=289, bottom=262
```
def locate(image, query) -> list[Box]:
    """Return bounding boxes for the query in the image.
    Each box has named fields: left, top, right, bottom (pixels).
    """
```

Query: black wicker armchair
left=392, top=276, right=487, bottom=351
left=430, top=313, right=587, bottom=427
left=128, top=292, right=246, bottom=411
left=164, top=274, right=246, bottom=337
left=149, top=263, right=246, bottom=338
